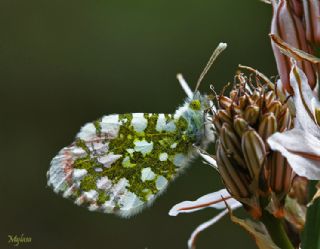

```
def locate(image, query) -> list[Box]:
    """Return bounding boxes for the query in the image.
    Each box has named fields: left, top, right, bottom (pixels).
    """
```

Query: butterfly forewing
left=48, top=112, right=197, bottom=217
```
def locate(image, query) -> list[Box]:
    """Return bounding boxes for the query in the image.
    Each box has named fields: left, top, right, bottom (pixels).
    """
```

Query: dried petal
left=270, top=34, right=320, bottom=64
left=290, top=64, right=320, bottom=139
left=198, top=149, right=218, bottom=170
left=188, top=209, right=229, bottom=249
left=169, top=188, right=240, bottom=216
left=230, top=211, right=280, bottom=249
left=289, top=0, right=303, bottom=17
left=284, top=196, right=306, bottom=231
left=270, top=0, right=316, bottom=92
left=302, top=0, right=320, bottom=45
left=187, top=200, right=242, bottom=249
left=169, top=189, right=242, bottom=249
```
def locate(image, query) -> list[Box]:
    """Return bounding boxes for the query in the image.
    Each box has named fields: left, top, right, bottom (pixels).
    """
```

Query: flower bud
left=219, top=95, right=232, bottom=109
left=242, top=130, right=267, bottom=180
left=268, top=100, right=282, bottom=117
left=243, top=105, right=260, bottom=125
left=216, top=109, right=232, bottom=125
left=220, top=123, right=247, bottom=169
left=239, top=95, right=248, bottom=109
left=278, top=107, right=292, bottom=131
left=258, top=113, right=277, bottom=145
left=216, top=143, right=251, bottom=199
left=264, top=91, right=276, bottom=108
left=233, top=117, right=249, bottom=137
left=269, top=151, right=293, bottom=196
left=213, top=71, right=294, bottom=219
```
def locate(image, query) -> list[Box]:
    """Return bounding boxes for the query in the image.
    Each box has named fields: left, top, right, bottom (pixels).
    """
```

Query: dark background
left=1, top=0, right=276, bottom=248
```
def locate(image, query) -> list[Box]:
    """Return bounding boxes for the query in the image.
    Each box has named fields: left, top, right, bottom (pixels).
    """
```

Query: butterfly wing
left=47, top=113, right=196, bottom=217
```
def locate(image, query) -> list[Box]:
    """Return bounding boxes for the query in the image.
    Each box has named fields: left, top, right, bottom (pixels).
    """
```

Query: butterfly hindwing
left=47, top=112, right=197, bottom=217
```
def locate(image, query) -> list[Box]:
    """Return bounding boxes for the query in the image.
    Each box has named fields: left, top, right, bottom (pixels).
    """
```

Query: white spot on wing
left=165, top=121, right=176, bottom=132
left=156, top=114, right=176, bottom=132
left=88, top=203, right=99, bottom=211
left=141, top=167, right=156, bottom=182
left=174, top=103, right=189, bottom=120
left=119, top=191, right=144, bottom=211
left=63, top=184, right=76, bottom=198
left=159, top=152, right=168, bottom=161
left=91, top=142, right=108, bottom=153
left=48, top=147, right=74, bottom=193
left=83, top=190, right=98, bottom=201
left=111, top=178, right=129, bottom=199
left=100, top=114, right=120, bottom=138
left=77, top=123, right=96, bottom=141
left=102, top=200, right=115, bottom=213
left=145, top=193, right=154, bottom=201
left=72, top=147, right=87, bottom=155
left=126, top=148, right=135, bottom=155
left=134, top=140, right=153, bottom=156
left=73, top=169, right=87, bottom=180
left=100, top=178, right=146, bottom=214
left=156, top=176, right=168, bottom=191
left=156, top=114, right=166, bottom=132
left=173, top=153, right=187, bottom=167
left=75, top=196, right=85, bottom=206
left=96, top=176, right=112, bottom=190
left=131, top=113, right=147, bottom=132
left=97, top=153, right=122, bottom=168
left=170, top=142, right=178, bottom=149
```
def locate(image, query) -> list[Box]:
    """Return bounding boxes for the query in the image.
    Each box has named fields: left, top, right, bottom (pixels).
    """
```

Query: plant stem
left=301, top=180, right=320, bottom=249
left=260, top=210, right=294, bottom=249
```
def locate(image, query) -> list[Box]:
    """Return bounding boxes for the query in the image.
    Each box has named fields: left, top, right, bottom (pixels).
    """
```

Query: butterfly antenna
left=177, top=73, right=194, bottom=98
left=194, top=42, right=227, bottom=92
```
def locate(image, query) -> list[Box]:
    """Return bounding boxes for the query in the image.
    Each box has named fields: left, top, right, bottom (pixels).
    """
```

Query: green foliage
left=301, top=181, right=320, bottom=249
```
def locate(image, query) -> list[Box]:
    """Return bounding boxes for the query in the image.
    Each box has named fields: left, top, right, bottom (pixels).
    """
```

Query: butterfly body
left=47, top=92, right=214, bottom=217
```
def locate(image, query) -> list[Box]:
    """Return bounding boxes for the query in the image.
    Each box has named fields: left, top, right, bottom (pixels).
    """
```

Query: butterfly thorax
left=174, top=92, right=213, bottom=148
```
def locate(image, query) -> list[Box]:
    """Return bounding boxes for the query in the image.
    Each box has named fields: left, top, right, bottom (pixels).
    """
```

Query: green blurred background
left=1, top=0, right=276, bottom=248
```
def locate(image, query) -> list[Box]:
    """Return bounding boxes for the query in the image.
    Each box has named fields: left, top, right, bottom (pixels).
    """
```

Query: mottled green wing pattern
left=47, top=112, right=196, bottom=217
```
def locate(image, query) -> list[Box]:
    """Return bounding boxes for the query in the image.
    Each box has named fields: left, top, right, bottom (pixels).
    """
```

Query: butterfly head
left=188, top=91, right=212, bottom=112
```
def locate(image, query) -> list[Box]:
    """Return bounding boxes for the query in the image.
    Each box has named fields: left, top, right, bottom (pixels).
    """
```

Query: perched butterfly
left=47, top=43, right=226, bottom=218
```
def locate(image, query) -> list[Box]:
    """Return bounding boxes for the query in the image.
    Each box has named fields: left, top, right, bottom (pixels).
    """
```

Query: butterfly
left=47, top=43, right=226, bottom=218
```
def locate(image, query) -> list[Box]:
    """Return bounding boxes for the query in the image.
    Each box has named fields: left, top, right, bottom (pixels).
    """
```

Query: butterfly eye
left=189, top=100, right=201, bottom=110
